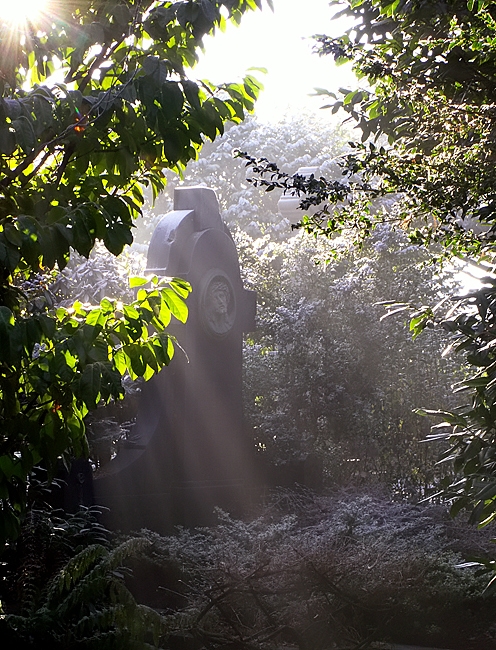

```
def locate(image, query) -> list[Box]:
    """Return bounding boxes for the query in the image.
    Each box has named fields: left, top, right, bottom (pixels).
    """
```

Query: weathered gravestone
left=93, top=187, right=257, bottom=531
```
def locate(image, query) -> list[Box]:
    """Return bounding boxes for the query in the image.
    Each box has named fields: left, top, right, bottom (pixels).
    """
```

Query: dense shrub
left=239, top=225, right=463, bottom=496
left=127, top=489, right=496, bottom=650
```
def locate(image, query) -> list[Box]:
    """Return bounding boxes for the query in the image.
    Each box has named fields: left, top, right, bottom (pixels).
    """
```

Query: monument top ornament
left=147, top=185, right=255, bottom=338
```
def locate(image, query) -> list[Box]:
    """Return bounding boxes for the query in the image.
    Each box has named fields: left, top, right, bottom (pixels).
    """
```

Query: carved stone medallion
left=200, top=269, right=236, bottom=337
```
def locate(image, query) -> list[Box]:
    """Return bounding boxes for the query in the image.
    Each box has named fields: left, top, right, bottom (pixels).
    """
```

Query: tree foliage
left=241, top=0, right=496, bottom=526
left=296, top=0, right=496, bottom=255
left=0, top=0, right=269, bottom=546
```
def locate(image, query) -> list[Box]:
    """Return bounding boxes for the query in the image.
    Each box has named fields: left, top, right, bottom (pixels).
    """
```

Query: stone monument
left=93, top=187, right=257, bottom=532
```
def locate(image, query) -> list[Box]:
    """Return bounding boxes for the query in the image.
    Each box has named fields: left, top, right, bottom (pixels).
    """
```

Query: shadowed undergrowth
left=3, top=489, right=496, bottom=650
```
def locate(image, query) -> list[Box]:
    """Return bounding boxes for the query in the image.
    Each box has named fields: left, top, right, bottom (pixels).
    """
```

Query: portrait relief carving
left=200, top=270, right=236, bottom=337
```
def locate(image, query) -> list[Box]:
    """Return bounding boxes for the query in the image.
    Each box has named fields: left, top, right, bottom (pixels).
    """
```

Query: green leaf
left=162, top=288, right=188, bottom=323
left=182, top=80, right=202, bottom=111
left=160, top=82, right=184, bottom=120
left=100, top=362, right=124, bottom=400
left=157, top=300, right=172, bottom=328
left=123, top=305, right=140, bottom=321
left=12, top=116, right=36, bottom=153
left=86, top=308, right=107, bottom=327
left=0, top=306, right=15, bottom=329
left=104, top=221, right=133, bottom=256
left=88, top=339, right=110, bottom=363
left=0, top=127, right=16, bottom=155
left=0, top=455, right=16, bottom=480
left=169, top=277, right=191, bottom=298
left=114, top=348, right=127, bottom=375
left=129, top=276, right=150, bottom=288
left=100, top=297, right=113, bottom=313
left=102, top=196, right=132, bottom=225
left=78, top=363, right=102, bottom=409
left=39, top=315, right=56, bottom=339
left=124, top=345, right=145, bottom=379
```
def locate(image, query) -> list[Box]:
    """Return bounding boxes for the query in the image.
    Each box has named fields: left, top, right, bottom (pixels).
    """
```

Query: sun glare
left=0, top=0, right=47, bottom=24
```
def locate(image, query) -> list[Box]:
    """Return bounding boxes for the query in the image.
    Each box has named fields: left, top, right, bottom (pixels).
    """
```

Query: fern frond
left=71, top=628, right=123, bottom=650
left=5, top=535, right=166, bottom=649
left=105, top=537, right=151, bottom=571
left=55, top=571, right=112, bottom=618
left=108, top=577, right=138, bottom=607
left=161, top=610, right=198, bottom=634
left=47, top=543, right=108, bottom=602
left=75, top=603, right=127, bottom=636
left=134, top=603, right=166, bottom=646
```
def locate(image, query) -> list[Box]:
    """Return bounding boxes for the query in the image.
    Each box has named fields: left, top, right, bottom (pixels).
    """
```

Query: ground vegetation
left=129, top=488, right=496, bottom=650
left=4, top=487, right=496, bottom=649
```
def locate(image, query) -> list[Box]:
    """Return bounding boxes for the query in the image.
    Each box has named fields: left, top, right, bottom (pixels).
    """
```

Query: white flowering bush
left=239, top=225, right=463, bottom=497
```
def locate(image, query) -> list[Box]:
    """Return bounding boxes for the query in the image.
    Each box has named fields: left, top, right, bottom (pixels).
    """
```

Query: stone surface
left=93, top=187, right=257, bottom=531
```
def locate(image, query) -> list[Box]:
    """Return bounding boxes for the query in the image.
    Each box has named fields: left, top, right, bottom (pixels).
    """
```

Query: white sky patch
left=0, top=0, right=47, bottom=24
left=454, top=260, right=496, bottom=294
left=193, top=0, right=357, bottom=123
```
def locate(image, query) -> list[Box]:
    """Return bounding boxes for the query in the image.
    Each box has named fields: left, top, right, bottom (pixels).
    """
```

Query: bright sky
left=194, top=0, right=356, bottom=122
